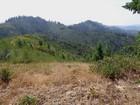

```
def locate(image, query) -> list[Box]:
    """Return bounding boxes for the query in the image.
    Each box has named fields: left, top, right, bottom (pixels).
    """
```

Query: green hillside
left=0, top=35, right=89, bottom=63
left=0, top=16, right=135, bottom=51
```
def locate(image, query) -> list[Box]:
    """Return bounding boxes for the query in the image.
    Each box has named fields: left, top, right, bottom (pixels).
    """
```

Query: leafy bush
left=19, top=96, right=38, bottom=105
left=91, top=55, right=140, bottom=80
left=0, top=68, right=12, bottom=84
left=0, top=48, right=10, bottom=61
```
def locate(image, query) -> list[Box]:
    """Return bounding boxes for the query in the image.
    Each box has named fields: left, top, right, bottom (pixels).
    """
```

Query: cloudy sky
left=0, top=0, right=140, bottom=25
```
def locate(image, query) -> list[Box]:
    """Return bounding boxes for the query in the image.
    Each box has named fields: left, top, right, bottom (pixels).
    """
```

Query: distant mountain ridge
left=70, top=20, right=111, bottom=33
left=118, top=25, right=140, bottom=31
left=0, top=16, right=130, bottom=36
left=117, top=25, right=140, bottom=36
left=0, top=16, right=135, bottom=51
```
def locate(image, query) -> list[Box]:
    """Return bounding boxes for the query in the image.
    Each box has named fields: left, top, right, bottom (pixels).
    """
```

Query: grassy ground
left=0, top=62, right=140, bottom=105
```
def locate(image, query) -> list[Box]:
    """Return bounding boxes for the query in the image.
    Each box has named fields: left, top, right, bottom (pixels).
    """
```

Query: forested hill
left=69, top=20, right=125, bottom=34
left=0, top=16, right=134, bottom=50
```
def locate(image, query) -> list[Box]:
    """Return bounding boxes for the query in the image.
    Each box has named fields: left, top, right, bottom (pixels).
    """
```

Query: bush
left=0, top=68, right=12, bottom=84
left=91, top=55, right=140, bottom=80
left=19, top=96, right=38, bottom=105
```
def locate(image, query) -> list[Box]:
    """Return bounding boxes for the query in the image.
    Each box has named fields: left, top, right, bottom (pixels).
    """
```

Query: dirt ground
left=0, top=62, right=140, bottom=105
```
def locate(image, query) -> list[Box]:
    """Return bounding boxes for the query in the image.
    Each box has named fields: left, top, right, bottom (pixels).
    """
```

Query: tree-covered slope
left=0, top=34, right=92, bottom=63
left=0, top=16, right=134, bottom=51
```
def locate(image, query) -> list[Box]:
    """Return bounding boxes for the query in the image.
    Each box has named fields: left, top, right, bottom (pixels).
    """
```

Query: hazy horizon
left=1, top=0, right=140, bottom=26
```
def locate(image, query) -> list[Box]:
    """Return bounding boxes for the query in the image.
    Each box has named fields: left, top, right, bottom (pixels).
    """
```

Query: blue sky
left=0, top=0, right=140, bottom=25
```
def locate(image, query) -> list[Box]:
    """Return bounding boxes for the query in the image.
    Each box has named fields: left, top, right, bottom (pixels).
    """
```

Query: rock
left=115, top=85, right=125, bottom=91
left=66, top=91, right=76, bottom=97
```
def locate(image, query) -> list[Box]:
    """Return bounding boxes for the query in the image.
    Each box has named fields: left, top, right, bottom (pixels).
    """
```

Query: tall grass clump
left=0, top=68, right=12, bottom=84
left=91, top=55, right=140, bottom=80
left=19, top=96, right=38, bottom=105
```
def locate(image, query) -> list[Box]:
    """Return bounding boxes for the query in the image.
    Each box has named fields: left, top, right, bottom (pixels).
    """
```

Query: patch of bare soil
left=0, top=62, right=140, bottom=105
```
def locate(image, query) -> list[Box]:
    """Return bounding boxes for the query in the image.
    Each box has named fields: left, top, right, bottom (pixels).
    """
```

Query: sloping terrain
left=0, top=62, right=140, bottom=105
left=0, top=16, right=134, bottom=50
left=0, top=34, right=94, bottom=63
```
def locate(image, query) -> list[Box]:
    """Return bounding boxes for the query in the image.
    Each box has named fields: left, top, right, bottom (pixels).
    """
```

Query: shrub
left=0, top=68, right=12, bottom=84
left=16, top=39, right=24, bottom=48
left=104, top=43, right=112, bottom=57
left=91, top=55, right=139, bottom=80
left=0, top=48, right=10, bottom=61
left=19, top=96, right=38, bottom=105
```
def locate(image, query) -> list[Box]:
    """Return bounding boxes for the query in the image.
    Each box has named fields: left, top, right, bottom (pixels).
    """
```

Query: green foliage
left=16, top=39, right=25, bottom=48
left=0, top=68, right=12, bottom=84
left=0, top=48, right=10, bottom=61
left=0, top=16, right=136, bottom=63
left=120, top=33, right=140, bottom=56
left=0, top=35, right=94, bottom=63
left=135, top=32, right=140, bottom=45
left=104, top=43, right=112, bottom=57
left=94, top=42, right=104, bottom=61
left=91, top=55, right=139, bottom=80
left=134, top=80, right=140, bottom=84
left=19, top=96, right=38, bottom=105
left=0, top=16, right=134, bottom=53
left=123, top=0, right=140, bottom=14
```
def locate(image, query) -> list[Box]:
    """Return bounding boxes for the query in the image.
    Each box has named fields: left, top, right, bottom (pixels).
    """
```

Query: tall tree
left=104, top=43, right=112, bottom=57
left=123, top=0, right=140, bottom=14
left=94, top=42, right=104, bottom=61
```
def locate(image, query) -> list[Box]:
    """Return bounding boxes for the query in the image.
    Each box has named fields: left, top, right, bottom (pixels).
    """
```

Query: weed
left=0, top=68, right=12, bottom=84
left=89, top=88, right=96, bottom=96
left=71, top=69, right=80, bottom=74
left=19, top=96, right=38, bottom=105
left=89, top=87, right=99, bottom=98
left=67, top=64, right=72, bottom=68
left=134, top=80, right=140, bottom=84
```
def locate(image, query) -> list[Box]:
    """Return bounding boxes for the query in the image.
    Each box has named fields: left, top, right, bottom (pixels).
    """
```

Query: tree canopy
left=123, top=0, right=140, bottom=14
left=94, top=42, right=104, bottom=61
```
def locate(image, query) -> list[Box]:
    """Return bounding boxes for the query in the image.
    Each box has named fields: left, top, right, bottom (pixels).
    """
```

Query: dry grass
left=0, top=62, right=101, bottom=104
left=1, top=62, right=100, bottom=88
left=0, top=62, right=140, bottom=105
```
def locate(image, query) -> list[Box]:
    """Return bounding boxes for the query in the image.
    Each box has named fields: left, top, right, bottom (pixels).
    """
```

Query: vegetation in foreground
left=0, top=33, right=140, bottom=104
left=91, top=55, right=140, bottom=81
left=19, top=96, right=39, bottom=105
left=0, top=62, right=139, bottom=104
left=0, top=68, right=12, bottom=84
